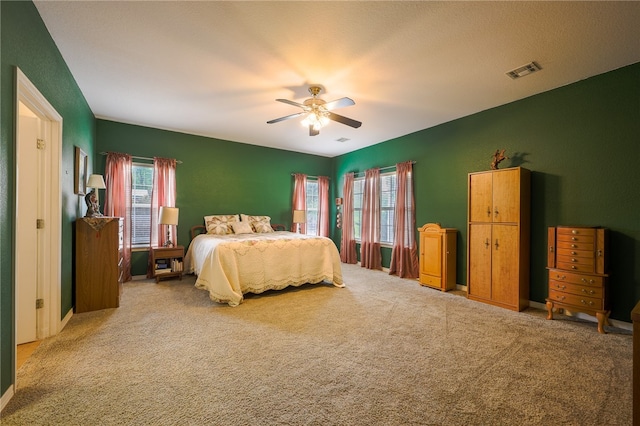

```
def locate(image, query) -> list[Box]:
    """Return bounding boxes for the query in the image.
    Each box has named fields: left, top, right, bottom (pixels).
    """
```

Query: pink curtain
left=292, top=173, right=307, bottom=233
left=389, top=161, right=419, bottom=278
left=318, top=176, right=330, bottom=237
left=150, top=157, right=177, bottom=250
left=340, top=173, right=357, bottom=264
left=361, top=168, right=382, bottom=270
left=103, top=152, right=132, bottom=282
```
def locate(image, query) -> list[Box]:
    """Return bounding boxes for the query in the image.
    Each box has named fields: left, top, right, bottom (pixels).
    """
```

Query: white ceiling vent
left=336, top=137, right=350, bottom=143
left=506, top=62, right=542, bottom=79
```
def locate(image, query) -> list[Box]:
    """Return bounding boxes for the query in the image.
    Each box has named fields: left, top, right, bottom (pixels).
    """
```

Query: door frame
left=14, top=68, right=63, bottom=383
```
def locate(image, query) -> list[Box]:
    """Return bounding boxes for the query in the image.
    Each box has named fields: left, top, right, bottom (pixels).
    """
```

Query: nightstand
left=150, top=246, right=185, bottom=283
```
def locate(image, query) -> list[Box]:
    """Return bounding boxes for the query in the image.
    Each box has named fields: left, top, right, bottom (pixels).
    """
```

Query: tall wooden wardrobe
left=467, top=167, right=531, bottom=311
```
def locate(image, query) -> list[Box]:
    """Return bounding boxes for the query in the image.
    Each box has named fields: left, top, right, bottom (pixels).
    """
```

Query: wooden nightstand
left=150, top=246, right=185, bottom=283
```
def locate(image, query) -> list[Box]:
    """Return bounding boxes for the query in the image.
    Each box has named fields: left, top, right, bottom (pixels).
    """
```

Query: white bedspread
left=185, top=231, right=344, bottom=306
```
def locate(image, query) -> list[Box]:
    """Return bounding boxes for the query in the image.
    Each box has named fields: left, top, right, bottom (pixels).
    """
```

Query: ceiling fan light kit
left=267, top=86, right=362, bottom=136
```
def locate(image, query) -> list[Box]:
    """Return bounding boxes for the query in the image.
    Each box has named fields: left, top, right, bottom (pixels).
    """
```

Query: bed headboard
left=190, top=225, right=206, bottom=240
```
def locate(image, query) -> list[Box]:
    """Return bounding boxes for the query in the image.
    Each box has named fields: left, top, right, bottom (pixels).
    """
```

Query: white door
left=16, top=101, right=44, bottom=344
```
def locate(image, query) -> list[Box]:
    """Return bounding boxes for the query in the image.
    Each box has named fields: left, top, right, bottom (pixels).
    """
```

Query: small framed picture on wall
left=74, top=146, right=87, bottom=195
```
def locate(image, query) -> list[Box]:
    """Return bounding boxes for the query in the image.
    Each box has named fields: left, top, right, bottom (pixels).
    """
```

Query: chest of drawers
left=546, top=226, right=609, bottom=333
left=75, top=217, right=123, bottom=313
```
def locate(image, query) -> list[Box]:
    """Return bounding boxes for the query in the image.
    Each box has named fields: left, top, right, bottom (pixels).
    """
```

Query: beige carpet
left=1, top=264, right=633, bottom=425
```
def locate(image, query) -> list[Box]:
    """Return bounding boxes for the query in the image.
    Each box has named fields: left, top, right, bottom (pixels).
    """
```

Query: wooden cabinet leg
left=546, top=300, right=554, bottom=320
left=596, top=311, right=609, bottom=334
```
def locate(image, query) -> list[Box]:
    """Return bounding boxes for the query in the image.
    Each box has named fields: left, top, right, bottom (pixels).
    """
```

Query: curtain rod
left=352, top=160, right=416, bottom=177
left=99, top=152, right=182, bottom=164
left=291, top=173, right=330, bottom=180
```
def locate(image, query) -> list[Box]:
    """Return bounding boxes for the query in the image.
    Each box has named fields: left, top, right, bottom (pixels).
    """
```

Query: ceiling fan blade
left=267, top=112, right=305, bottom=124
left=328, top=112, right=362, bottom=128
left=324, top=97, right=355, bottom=111
left=309, top=124, right=319, bottom=136
left=275, top=98, right=306, bottom=108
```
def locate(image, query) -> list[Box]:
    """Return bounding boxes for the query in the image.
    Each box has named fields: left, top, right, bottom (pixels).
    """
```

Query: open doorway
left=14, top=68, right=63, bottom=385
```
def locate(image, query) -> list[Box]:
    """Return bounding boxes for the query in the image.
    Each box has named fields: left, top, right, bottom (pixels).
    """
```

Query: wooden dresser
left=418, top=223, right=456, bottom=291
left=75, top=217, right=123, bottom=313
left=467, top=167, right=531, bottom=311
left=546, top=226, right=609, bottom=333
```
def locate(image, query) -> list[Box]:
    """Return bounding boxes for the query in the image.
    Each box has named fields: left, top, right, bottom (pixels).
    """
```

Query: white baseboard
left=0, top=384, right=15, bottom=413
left=61, top=307, right=73, bottom=330
left=131, top=274, right=148, bottom=280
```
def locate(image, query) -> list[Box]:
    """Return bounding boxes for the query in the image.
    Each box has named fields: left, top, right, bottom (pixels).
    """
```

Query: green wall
left=1, top=2, right=96, bottom=396
left=333, top=62, right=640, bottom=322
left=2, top=0, right=638, bottom=406
left=96, top=120, right=332, bottom=276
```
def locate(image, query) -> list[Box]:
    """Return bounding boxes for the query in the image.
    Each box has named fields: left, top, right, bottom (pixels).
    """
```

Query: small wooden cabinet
left=546, top=226, right=610, bottom=333
left=418, top=223, right=457, bottom=291
left=75, top=217, right=123, bottom=313
left=467, top=167, right=531, bottom=311
left=150, top=246, right=184, bottom=283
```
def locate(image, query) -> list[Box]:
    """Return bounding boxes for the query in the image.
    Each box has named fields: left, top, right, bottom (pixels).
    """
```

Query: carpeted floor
left=1, top=264, right=633, bottom=425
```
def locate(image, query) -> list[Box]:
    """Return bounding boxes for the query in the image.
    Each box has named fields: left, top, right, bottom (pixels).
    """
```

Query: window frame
left=352, top=170, right=396, bottom=247
left=304, top=179, right=319, bottom=236
left=130, top=162, right=154, bottom=250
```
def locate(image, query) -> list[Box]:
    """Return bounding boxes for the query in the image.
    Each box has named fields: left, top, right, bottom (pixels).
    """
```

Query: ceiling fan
left=267, top=86, right=362, bottom=136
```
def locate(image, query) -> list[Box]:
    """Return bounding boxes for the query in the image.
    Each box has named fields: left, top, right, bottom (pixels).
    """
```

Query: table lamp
left=293, top=210, right=306, bottom=233
left=84, top=174, right=106, bottom=217
left=159, top=206, right=179, bottom=247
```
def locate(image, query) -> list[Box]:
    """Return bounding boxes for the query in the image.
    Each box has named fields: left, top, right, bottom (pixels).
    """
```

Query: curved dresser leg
left=545, top=300, right=554, bottom=320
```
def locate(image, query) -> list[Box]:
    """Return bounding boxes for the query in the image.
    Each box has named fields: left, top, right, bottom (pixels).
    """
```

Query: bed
left=185, top=214, right=344, bottom=306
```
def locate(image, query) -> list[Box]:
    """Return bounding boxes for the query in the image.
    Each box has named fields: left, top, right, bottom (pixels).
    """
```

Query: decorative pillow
left=231, top=221, right=254, bottom=234
left=204, top=214, right=240, bottom=235
left=241, top=214, right=274, bottom=233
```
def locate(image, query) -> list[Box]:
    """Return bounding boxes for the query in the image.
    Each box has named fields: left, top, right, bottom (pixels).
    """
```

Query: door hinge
left=37, top=139, right=46, bottom=150
left=36, top=298, right=44, bottom=309
left=36, top=219, right=45, bottom=229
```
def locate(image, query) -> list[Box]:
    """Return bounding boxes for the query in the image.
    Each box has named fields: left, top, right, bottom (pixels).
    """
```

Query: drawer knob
left=555, top=295, right=566, bottom=301
left=580, top=299, right=594, bottom=306
left=581, top=289, right=595, bottom=295
left=571, top=266, right=577, bottom=269
left=571, top=237, right=577, bottom=241
left=556, top=284, right=566, bottom=290
left=572, top=230, right=578, bottom=235
left=556, top=274, right=566, bottom=280
left=571, top=244, right=577, bottom=248
left=571, top=251, right=577, bottom=255
left=571, top=258, right=577, bottom=262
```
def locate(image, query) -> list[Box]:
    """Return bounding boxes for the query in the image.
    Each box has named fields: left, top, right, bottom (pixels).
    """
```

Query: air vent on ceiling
left=336, top=137, right=350, bottom=143
left=506, top=61, right=541, bottom=80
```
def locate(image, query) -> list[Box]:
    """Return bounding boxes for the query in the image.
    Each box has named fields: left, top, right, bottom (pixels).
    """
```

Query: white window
left=352, top=172, right=396, bottom=245
left=379, top=173, right=396, bottom=245
left=353, top=177, right=364, bottom=241
left=131, top=163, right=153, bottom=247
left=305, top=180, right=319, bottom=235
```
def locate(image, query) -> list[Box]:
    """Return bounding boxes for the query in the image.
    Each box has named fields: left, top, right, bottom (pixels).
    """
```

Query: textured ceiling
left=34, top=1, right=640, bottom=157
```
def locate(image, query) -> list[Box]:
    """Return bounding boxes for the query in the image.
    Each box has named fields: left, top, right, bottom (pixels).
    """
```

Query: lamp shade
left=159, top=206, right=179, bottom=226
left=293, top=210, right=306, bottom=224
left=86, top=174, right=106, bottom=189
